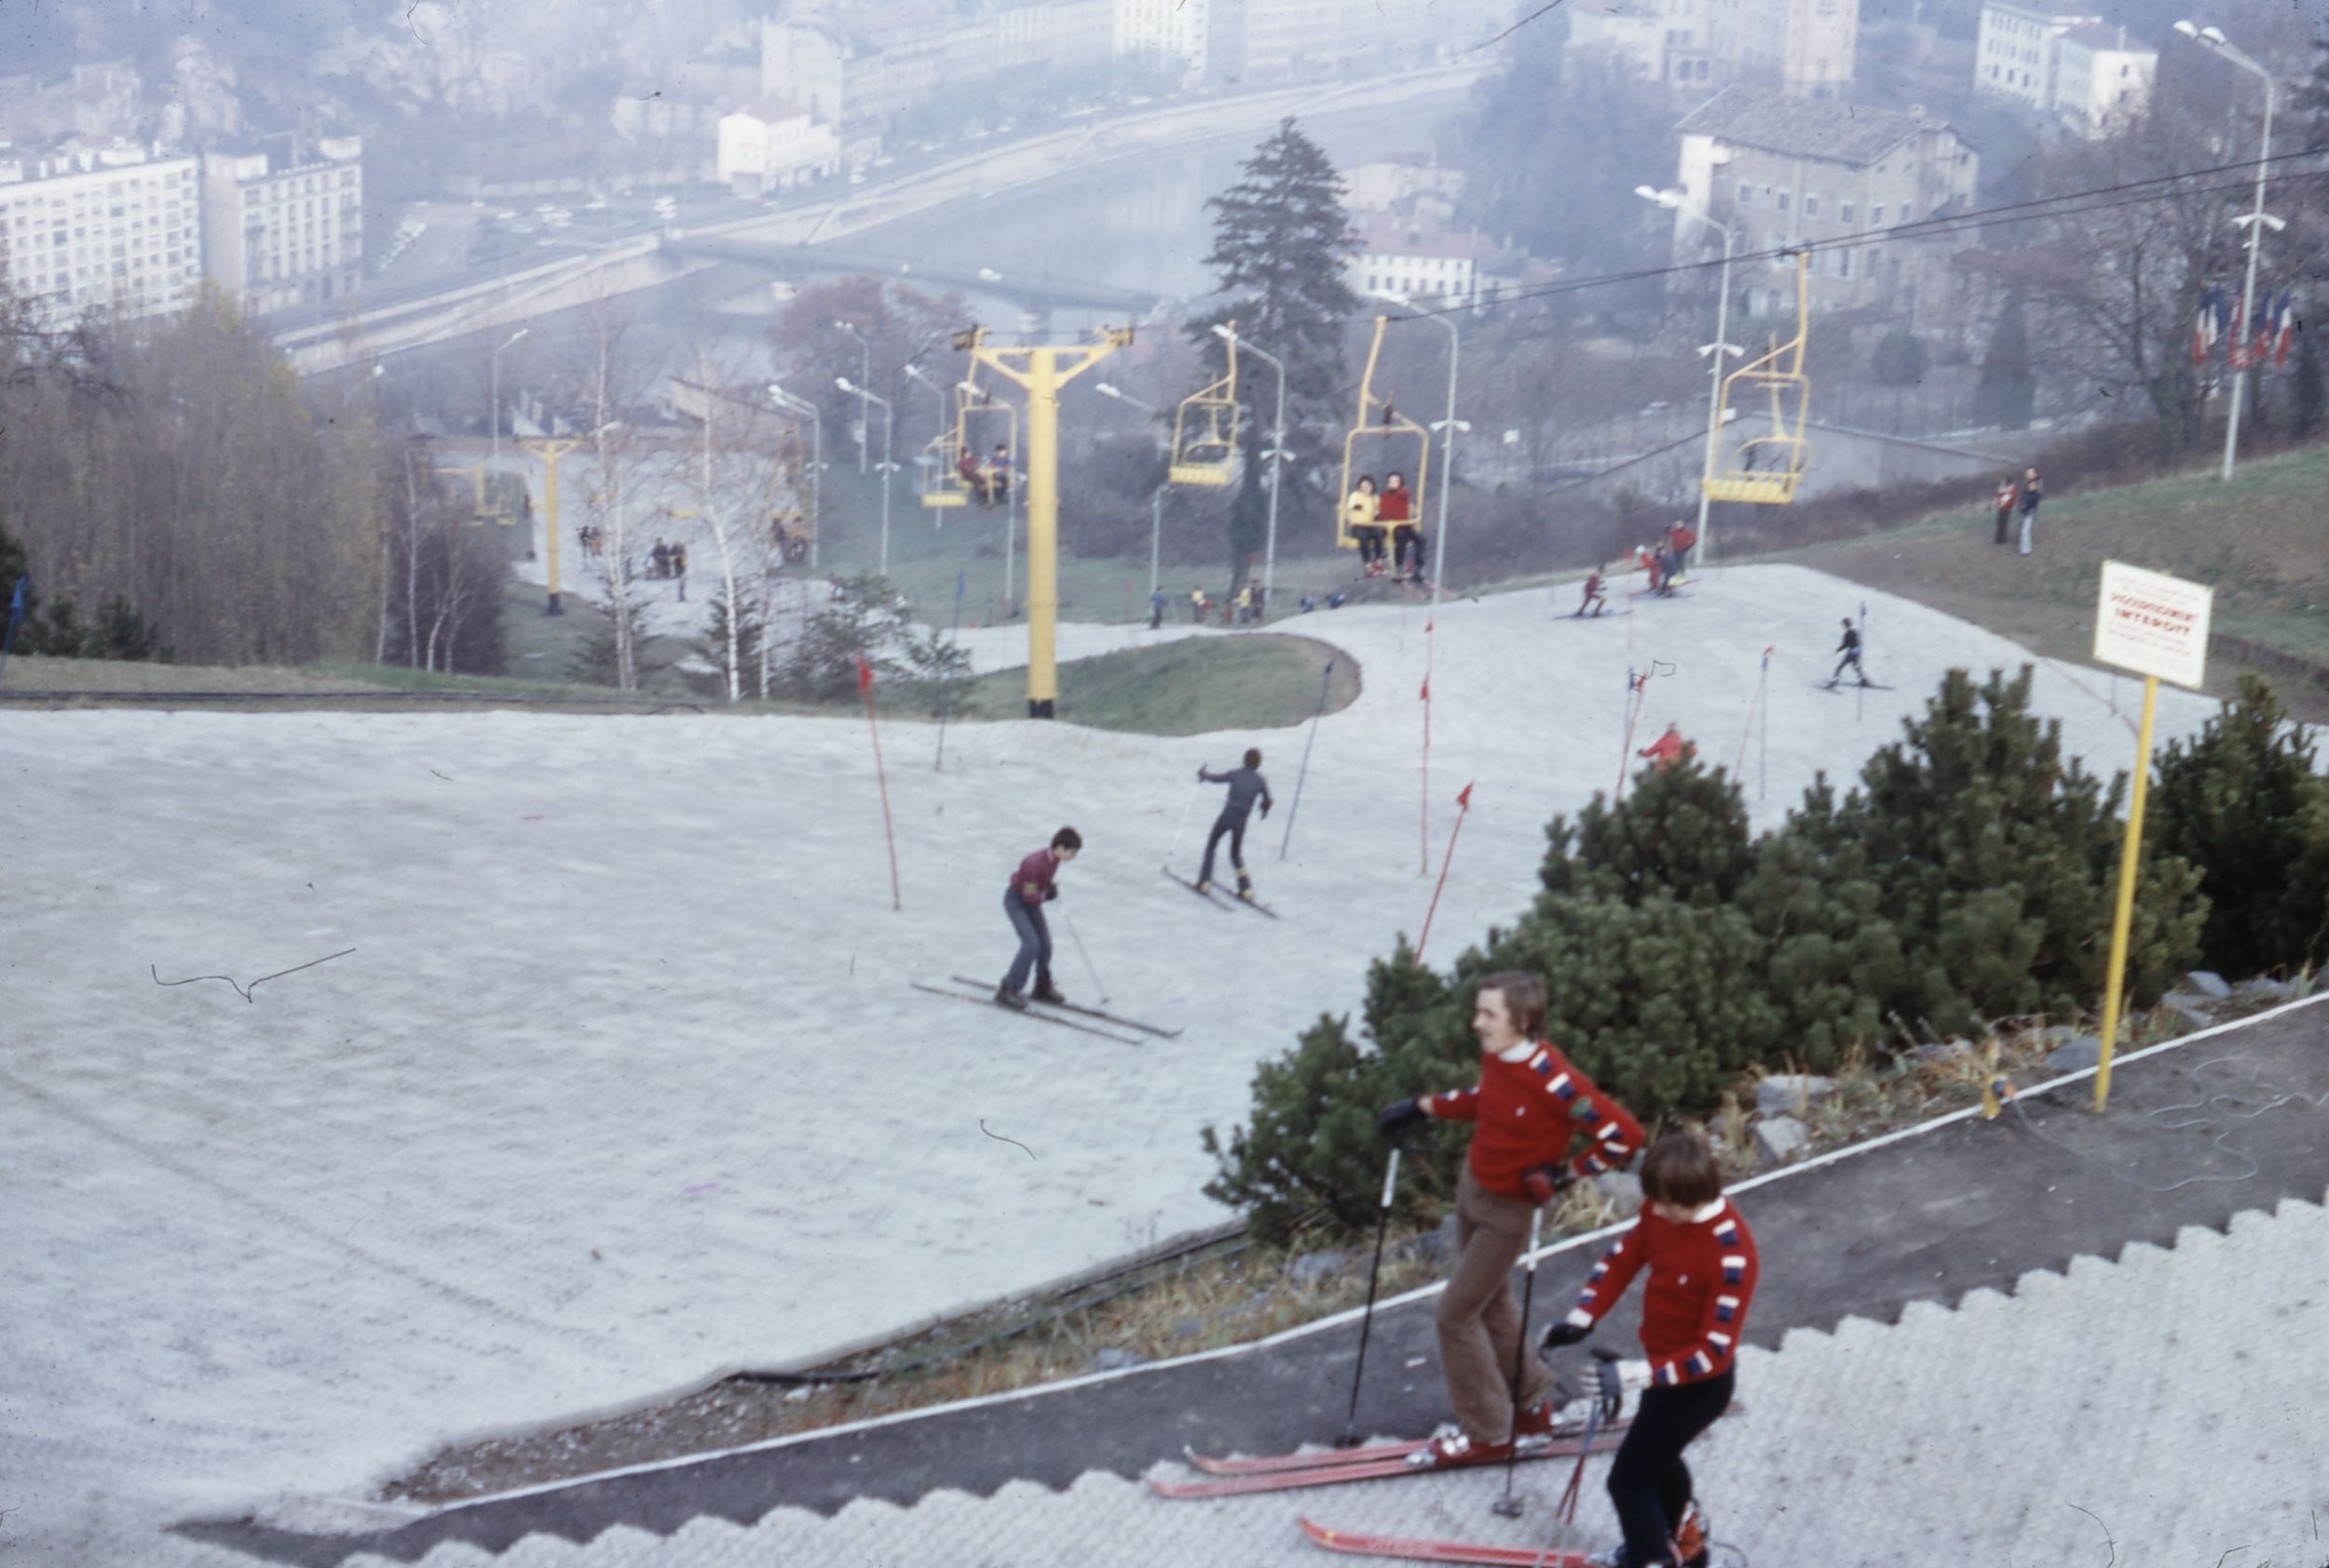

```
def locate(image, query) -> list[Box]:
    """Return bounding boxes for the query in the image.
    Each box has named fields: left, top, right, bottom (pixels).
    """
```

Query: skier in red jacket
left=1638, top=724, right=1692, bottom=770
left=1377, top=972, right=1643, bottom=1467
left=1543, top=1129, right=1757, bottom=1568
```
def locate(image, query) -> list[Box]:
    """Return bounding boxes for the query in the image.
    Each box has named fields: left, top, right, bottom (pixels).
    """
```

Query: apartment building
left=0, top=139, right=200, bottom=324
left=1568, top=0, right=1858, bottom=98
left=1668, top=87, right=1979, bottom=320
left=1235, top=0, right=1512, bottom=82
left=1350, top=213, right=1492, bottom=309
left=1115, top=0, right=1211, bottom=77
left=716, top=105, right=844, bottom=196
left=762, top=0, right=1112, bottom=131
left=2050, top=22, right=2154, bottom=134
left=1975, top=1, right=2093, bottom=107
left=198, top=132, right=363, bottom=317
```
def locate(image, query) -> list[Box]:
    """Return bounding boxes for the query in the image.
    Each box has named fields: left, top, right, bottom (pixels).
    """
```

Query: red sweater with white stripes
left=1564, top=1198, right=1759, bottom=1387
left=1423, top=1044, right=1643, bottom=1202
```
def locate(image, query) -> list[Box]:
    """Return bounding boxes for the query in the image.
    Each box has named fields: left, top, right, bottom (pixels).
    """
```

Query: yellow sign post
left=955, top=325, right=1134, bottom=717
left=2090, top=560, right=2213, bottom=1110
left=521, top=438, right=581, bottom=616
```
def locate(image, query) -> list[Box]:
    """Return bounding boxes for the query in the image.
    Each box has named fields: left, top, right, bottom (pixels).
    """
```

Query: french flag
left=2191, top=286, right=2222, bottom=366
left=2229, top=292, right=2252, bottom=371
left=2268, top=290, right=2297, bottom=368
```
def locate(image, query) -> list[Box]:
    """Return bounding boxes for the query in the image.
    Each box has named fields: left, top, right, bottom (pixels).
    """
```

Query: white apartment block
left=1350, top=213, right=1491, bottom=309
left=1236, top=0, right=1511, bottom=81
left=717, top=105, right=843, bottom=196
left=1975, top=1, right=2094, bottom=108
left=198, top=133, right=363, bottom=318
left=764, top=2, right=1112, bottom=130
left=2051, top=22, right=2154, bottom=134
left=0, top=140, right=200, bottom=325
left=1113, top=0, right=1209, bottom=75
left=1567, top=0, right=1857, bottom=98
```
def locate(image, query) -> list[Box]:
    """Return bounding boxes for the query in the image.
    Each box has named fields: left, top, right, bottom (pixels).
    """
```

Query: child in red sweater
left=1543, top=1129, right=1756, bottom=1568
left=1377, top=972, right=1643, bottom=1466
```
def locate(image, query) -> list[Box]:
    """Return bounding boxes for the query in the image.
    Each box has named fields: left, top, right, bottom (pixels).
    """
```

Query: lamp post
left=490, top=325, right=527, bottom=475
left=904, top=362, right=947, bottom=510
left=1637, top=184, right=1742, bottom=568
left=1369, top=294, right=1458, bottom=610
left=768, top=382, right=822, bottom=571
left=1096, top=381, right=1167, bottom=602
left=839, top=375, right=895, bottom=576
left=2174, top=20, right=2281, bottom=482
left=1215, top=324, right=1289, bottom=607
left=834, top=320, right=871, bottom=472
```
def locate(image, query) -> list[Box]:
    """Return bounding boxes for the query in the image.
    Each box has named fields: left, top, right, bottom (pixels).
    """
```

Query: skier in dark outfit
left=1831, top=617, right=1865, bottom=685
left=995, top=826, right=1081, bottom=1010
left=1195, top=748, right=1272, bottom=899
left=1544, top=1129, right=1757, bottom=1568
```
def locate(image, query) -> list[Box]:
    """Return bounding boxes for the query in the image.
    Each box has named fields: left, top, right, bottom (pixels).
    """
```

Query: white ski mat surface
left=2, top=564, right=2228, bottom=1563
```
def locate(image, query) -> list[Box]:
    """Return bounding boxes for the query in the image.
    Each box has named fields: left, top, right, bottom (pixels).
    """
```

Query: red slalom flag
left=1416, top=783, right=1475, bottom=961
left=857, top=652, right=901, bottom=910
left=1419, top=674, right=1429, bottom=701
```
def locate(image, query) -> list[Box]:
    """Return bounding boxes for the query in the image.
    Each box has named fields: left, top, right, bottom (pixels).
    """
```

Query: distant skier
left=1149, top=587, right=1166, bottom=630
left=1832, top=617, right=1866, bottom=685
left=2017, top=466, right=2042, bottom=556
left=1577, top=566, right=1608, bottom=618
left=995, top=826, right=1081, bottom=1011
left=1638, top=723, right=1692, bottom=770
left=1664, top=520, right=1697, bottom=579
left=1992, top=475, right=2017, bottom=546
left=1195, top=748, right=1272, bottom=900
left=1377, top=971, right=1644, bottom=1468
left=1636, top=545, right=1663, bottom=596
left=1543, top=1128, right=1758, bottom=1568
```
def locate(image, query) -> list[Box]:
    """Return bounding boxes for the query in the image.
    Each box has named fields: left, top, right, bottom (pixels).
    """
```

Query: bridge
left=660, top=233, right=1159, bottom=317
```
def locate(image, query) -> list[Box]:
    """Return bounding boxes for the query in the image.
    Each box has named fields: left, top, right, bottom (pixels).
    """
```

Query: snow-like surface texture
left=1, top=566, right=2227, bottom=1562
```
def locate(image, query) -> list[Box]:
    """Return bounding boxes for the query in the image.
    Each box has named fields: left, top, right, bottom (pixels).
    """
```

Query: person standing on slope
left=1543, top=1129, right=1757, bottom=1568
left=1377, top=973, right=1644, bottom=1467
left=1195, top=748, right=1272, bottom=900
left=1578, top=565, right=1609, bottom=618
left=1638, top=723, right=1693, bottom=770
left=996, top=826, right=1081, bottom=1010
left=1831, top=617, right=1866, bottom=686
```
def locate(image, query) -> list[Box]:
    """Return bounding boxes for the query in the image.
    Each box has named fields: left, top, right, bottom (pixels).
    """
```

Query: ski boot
left=1671, top=1503, right=1710, bottom=1568
left=1032, top=981, right=1067, bottom=1005
left=1235, top=872, right=1256, bottom=903
left=994, top=985, right=1028, bottom=1011
left=1403, top=1424, right=1510, bottom=1469
left=1194, top=879, right=1211, bottom=894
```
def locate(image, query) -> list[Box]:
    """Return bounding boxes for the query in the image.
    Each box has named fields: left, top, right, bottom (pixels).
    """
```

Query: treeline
left=0, top=285, right=400, bottom=668
left=1206, top=670, right=2328, bottom=1244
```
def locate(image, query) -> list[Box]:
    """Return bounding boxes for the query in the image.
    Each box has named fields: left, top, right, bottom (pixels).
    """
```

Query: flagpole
left=1416, top=782, right=1475, bottom=960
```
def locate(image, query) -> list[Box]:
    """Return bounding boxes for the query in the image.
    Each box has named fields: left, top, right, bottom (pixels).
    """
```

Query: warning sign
left=2094, top=561, right=2213, bottom=689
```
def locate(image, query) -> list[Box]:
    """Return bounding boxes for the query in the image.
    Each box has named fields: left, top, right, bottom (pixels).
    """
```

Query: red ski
left=1300, top=1516, right=1593, bottom=1564
left=1150, top=1424, right=1627, bottom=1499
left=1185, top=1437, right=1431, bottom=1475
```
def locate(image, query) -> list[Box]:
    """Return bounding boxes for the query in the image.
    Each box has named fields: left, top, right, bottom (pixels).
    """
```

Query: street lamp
left=1214, top=323, right=1290, bottom=607
left=768, top=382, right=823, bottom=571
left=1096, top=381, right=1169, bottom=604
left=490, top=326, right=527, bottom=475
left=839, top=375, right=896, bottom=576
left=1368, top=295, right=1458, bottom=610
left=1637, top=184, right=1743, bottom=567
left=834, top=320, right=871, bottom=472
left=2175, top=20, right=2281, bottom=481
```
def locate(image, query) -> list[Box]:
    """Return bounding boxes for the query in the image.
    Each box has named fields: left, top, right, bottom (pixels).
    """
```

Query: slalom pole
left=1615, top=668, right=1647, bottom=802
left=936, top=571, right=965, bottom=771
left=1062, top=909, right=1108, bottom=1005
left=1760, top=646, right=1773, bottom=800
left=1491, top=1200, right=1546, bottom=1519
left=1735, top=645, right=1774, bottom=785
left=1415, top=782, right=1474, bottom=961
left=857, top=655, right=902, bottom=910
left=1420, top=618, right=1435, bottom=876
left=1337, top=1144, right=1402, bottom=1448
left=1279, top=660, right=1335, bottom=860
left=1857, top=599, right=1869, bottom=724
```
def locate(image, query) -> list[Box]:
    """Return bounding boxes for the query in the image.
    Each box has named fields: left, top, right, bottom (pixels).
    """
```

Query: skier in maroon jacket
left=1377, top=972, right=1644, bottom=1468
left=1542, top=1128, right=1758, bottom=1568
left=994, top=827, right=1080, bottom=1010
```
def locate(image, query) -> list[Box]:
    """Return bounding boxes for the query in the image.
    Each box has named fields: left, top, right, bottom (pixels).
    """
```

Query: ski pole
left=1554, top=1350, right=1625, bottom=1533
left=1337, top=1145, right=1400, bottom=1448
left=1491, top=1201, right=1546, bottom=1519
left=1278, top=660, right=1334, bottom=860
left=1061, top=909, right=1108, bottom=1006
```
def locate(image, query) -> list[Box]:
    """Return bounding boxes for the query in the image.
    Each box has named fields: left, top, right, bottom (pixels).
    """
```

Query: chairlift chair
left=1166, top=321, right=1242, bottom=487
left=1335, top=315, right=1430, bottom=550
left=1701, top=250, right=1813, bottom=505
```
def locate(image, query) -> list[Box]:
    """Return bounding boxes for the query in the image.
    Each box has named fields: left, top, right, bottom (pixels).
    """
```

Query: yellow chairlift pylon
left=1702, top=250, right=1814, bottom=505
left=1167, top=320, right=1242, bottom=487
left=1335, top=315, right=1430, bottom=550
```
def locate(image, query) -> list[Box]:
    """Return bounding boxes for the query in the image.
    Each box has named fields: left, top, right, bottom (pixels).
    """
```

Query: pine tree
left=1538, top=752, right=1757, bottom=910
left=1192, top=119, right=1361, bottom=497
left=2149, top=675, right=2329, bottom=977
left=1974, top=297, right=2036, bottom=431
